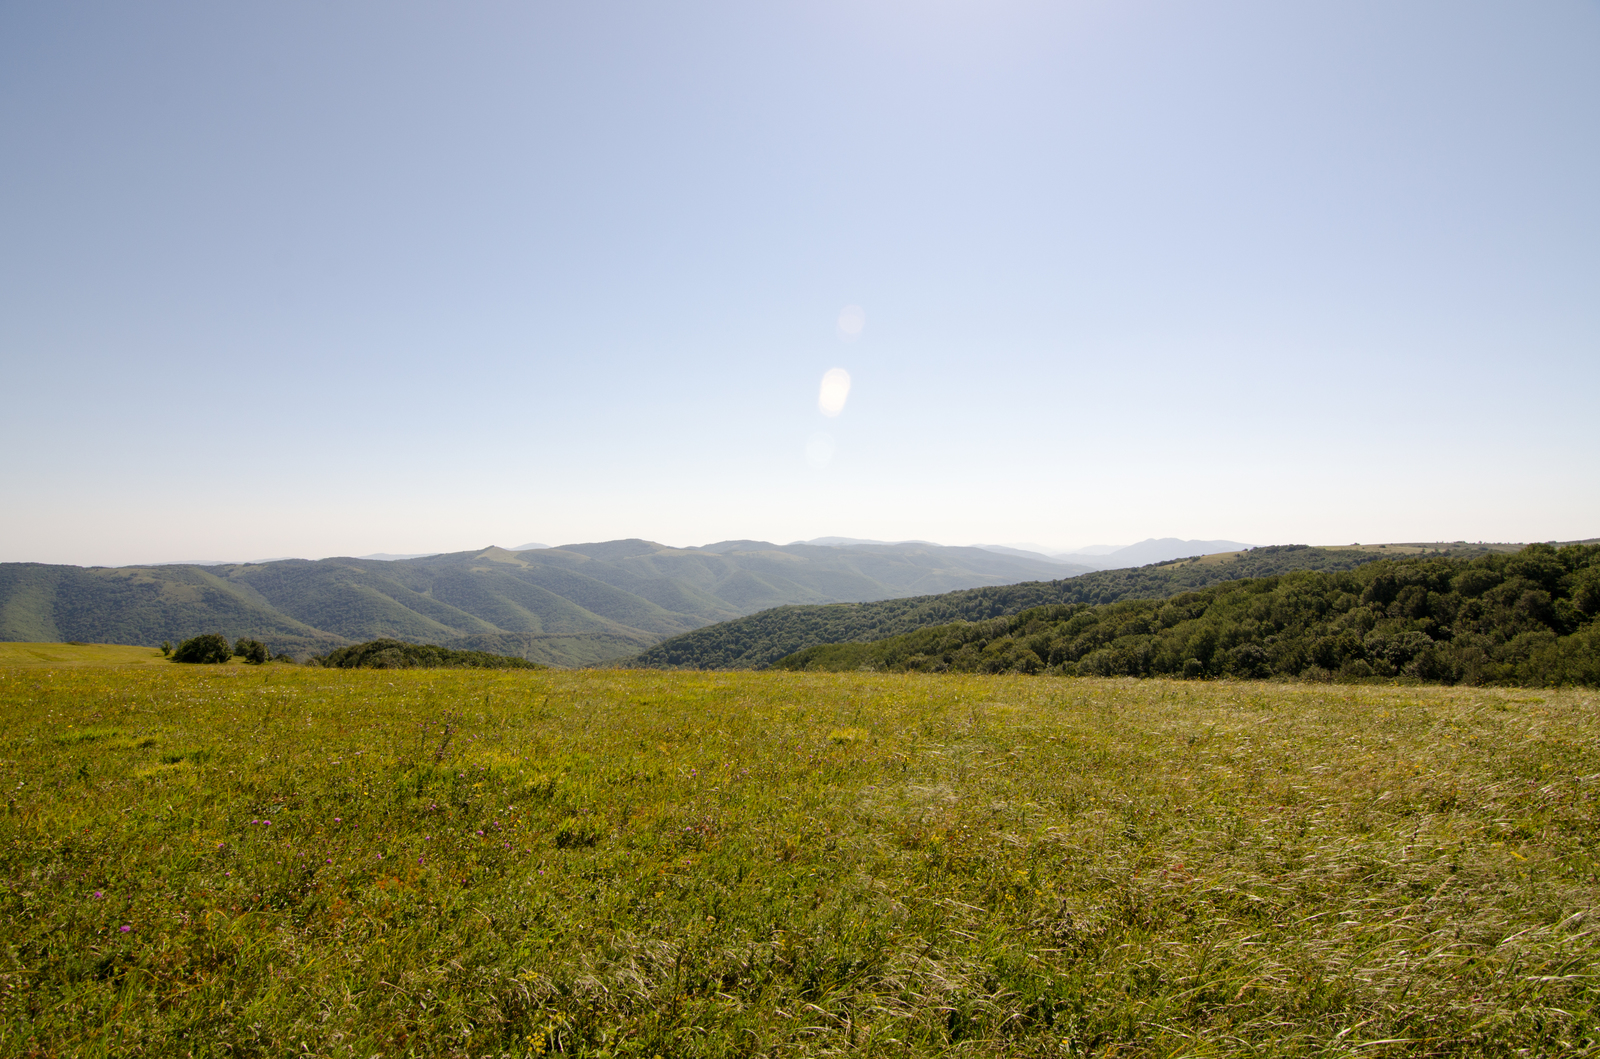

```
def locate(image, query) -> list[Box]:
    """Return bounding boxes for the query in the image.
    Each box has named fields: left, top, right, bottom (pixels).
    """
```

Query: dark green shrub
left=234, top=639, right=269, bottom=665
left=171, top=634, right=231, bottom=664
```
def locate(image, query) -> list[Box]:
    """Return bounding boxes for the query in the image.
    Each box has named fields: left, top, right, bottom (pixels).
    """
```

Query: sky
left=3, top=1, right=1597, bottom=566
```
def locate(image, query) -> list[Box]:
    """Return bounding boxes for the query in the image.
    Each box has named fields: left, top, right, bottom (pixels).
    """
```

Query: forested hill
left=772, top=544, right=1600, bottom=688
left=0, top=539, right=1080, bottom=665
left=625, top=544, right=1399, bottom=670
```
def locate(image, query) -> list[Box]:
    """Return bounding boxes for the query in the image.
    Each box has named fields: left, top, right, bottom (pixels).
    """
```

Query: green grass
left=2, top=661, right=1597, bottom=1057
left=0, top=641, right=171, bottom=666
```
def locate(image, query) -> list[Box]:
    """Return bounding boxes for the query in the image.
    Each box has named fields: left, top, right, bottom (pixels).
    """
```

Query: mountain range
left=0, top=539, right=1090, bottom=665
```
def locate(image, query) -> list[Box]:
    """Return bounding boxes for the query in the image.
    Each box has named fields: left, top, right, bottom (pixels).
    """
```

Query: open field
left=2, top=662, right=1597, bottom=1057
left=0, top=642, right=171, bottom=667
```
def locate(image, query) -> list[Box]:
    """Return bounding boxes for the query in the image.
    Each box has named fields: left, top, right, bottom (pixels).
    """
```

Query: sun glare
left=818, top=368, right=851, bottom=417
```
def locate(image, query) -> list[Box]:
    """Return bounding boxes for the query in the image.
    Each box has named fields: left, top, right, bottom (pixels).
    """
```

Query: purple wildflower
left=119, top=925, right=131, bottom=933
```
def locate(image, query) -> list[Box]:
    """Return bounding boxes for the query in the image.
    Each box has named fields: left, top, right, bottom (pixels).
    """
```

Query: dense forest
left=628, top=545, right=1397, bottom=670
left=772, top=544, right=1600, bottom=687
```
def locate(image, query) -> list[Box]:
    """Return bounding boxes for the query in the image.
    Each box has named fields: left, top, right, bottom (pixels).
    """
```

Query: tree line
left=629, top=545, right=1394, bottom=670
left=773, top=544, right=1600, bottom=687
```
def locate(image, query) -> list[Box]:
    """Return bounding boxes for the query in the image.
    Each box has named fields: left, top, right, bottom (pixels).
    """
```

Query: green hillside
left=774, top=544, right=1600, bottom=687
left=0, top=540, right=1080, bottom=665
left=626, top=544, right=1404, bottom=670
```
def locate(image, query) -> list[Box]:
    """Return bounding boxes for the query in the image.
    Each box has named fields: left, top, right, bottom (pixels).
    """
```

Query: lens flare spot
left=805, top=433, right=835, bottom=469
left=818, top=368, right=851, bottom=417
left=836, top=305, right=865, bottom=340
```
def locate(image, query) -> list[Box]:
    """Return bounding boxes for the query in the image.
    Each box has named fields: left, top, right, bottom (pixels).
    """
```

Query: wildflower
left=93, top=891, right=103, bottom=899
left=334, top=817, right=341, bottom=823
left=476, top=830, right=484, bottom=836
left=119, top=925, right=131, bottom=933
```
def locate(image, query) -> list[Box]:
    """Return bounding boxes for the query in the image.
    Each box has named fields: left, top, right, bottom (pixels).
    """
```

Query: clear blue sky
left=3, top=1, right=1597, bottom=565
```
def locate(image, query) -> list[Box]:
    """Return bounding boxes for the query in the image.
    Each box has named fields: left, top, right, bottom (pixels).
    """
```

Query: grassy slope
left=2, top=663, right=1596, bottom=1056
left=627, top=545, right=1395, bottom=670
left=0, top=642, right=170, bottom=666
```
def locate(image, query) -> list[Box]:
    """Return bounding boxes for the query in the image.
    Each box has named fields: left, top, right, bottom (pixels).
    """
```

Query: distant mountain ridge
left=0, top=539, right=1085, bottom=665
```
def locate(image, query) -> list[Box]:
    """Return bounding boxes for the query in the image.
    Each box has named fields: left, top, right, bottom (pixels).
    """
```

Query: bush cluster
left=169, top=633, right=232, bottom=664
left=168, top=634, right=277, bottom=664
left=233, top=638, right=269, bottom=665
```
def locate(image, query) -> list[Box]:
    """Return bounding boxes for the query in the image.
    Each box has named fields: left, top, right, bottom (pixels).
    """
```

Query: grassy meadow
left=0, top=642, right=170, bottom=667
left=2, top=657, right=1597, bottom=1056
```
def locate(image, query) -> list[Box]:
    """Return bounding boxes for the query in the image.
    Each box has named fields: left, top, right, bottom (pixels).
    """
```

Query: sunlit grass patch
left=51, top=725, right=121, bottom=745
left=133, top=759, right=197, bottom=782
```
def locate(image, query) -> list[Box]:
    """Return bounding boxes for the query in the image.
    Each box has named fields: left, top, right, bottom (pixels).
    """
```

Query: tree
left=234, top=638, right=269, bottom=665
left=171, top=634, right=231, bottom=664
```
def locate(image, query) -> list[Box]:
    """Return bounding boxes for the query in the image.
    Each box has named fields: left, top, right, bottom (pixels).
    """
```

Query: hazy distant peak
left=555, top=539, right=669, bottom=561
left=511, top=543, right=550, bottom=551
left=973, top=545, right=1084, bottom=565
left=699, top=540, right=782, bottom=553
left=793, top=536, right=940, bottom=548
